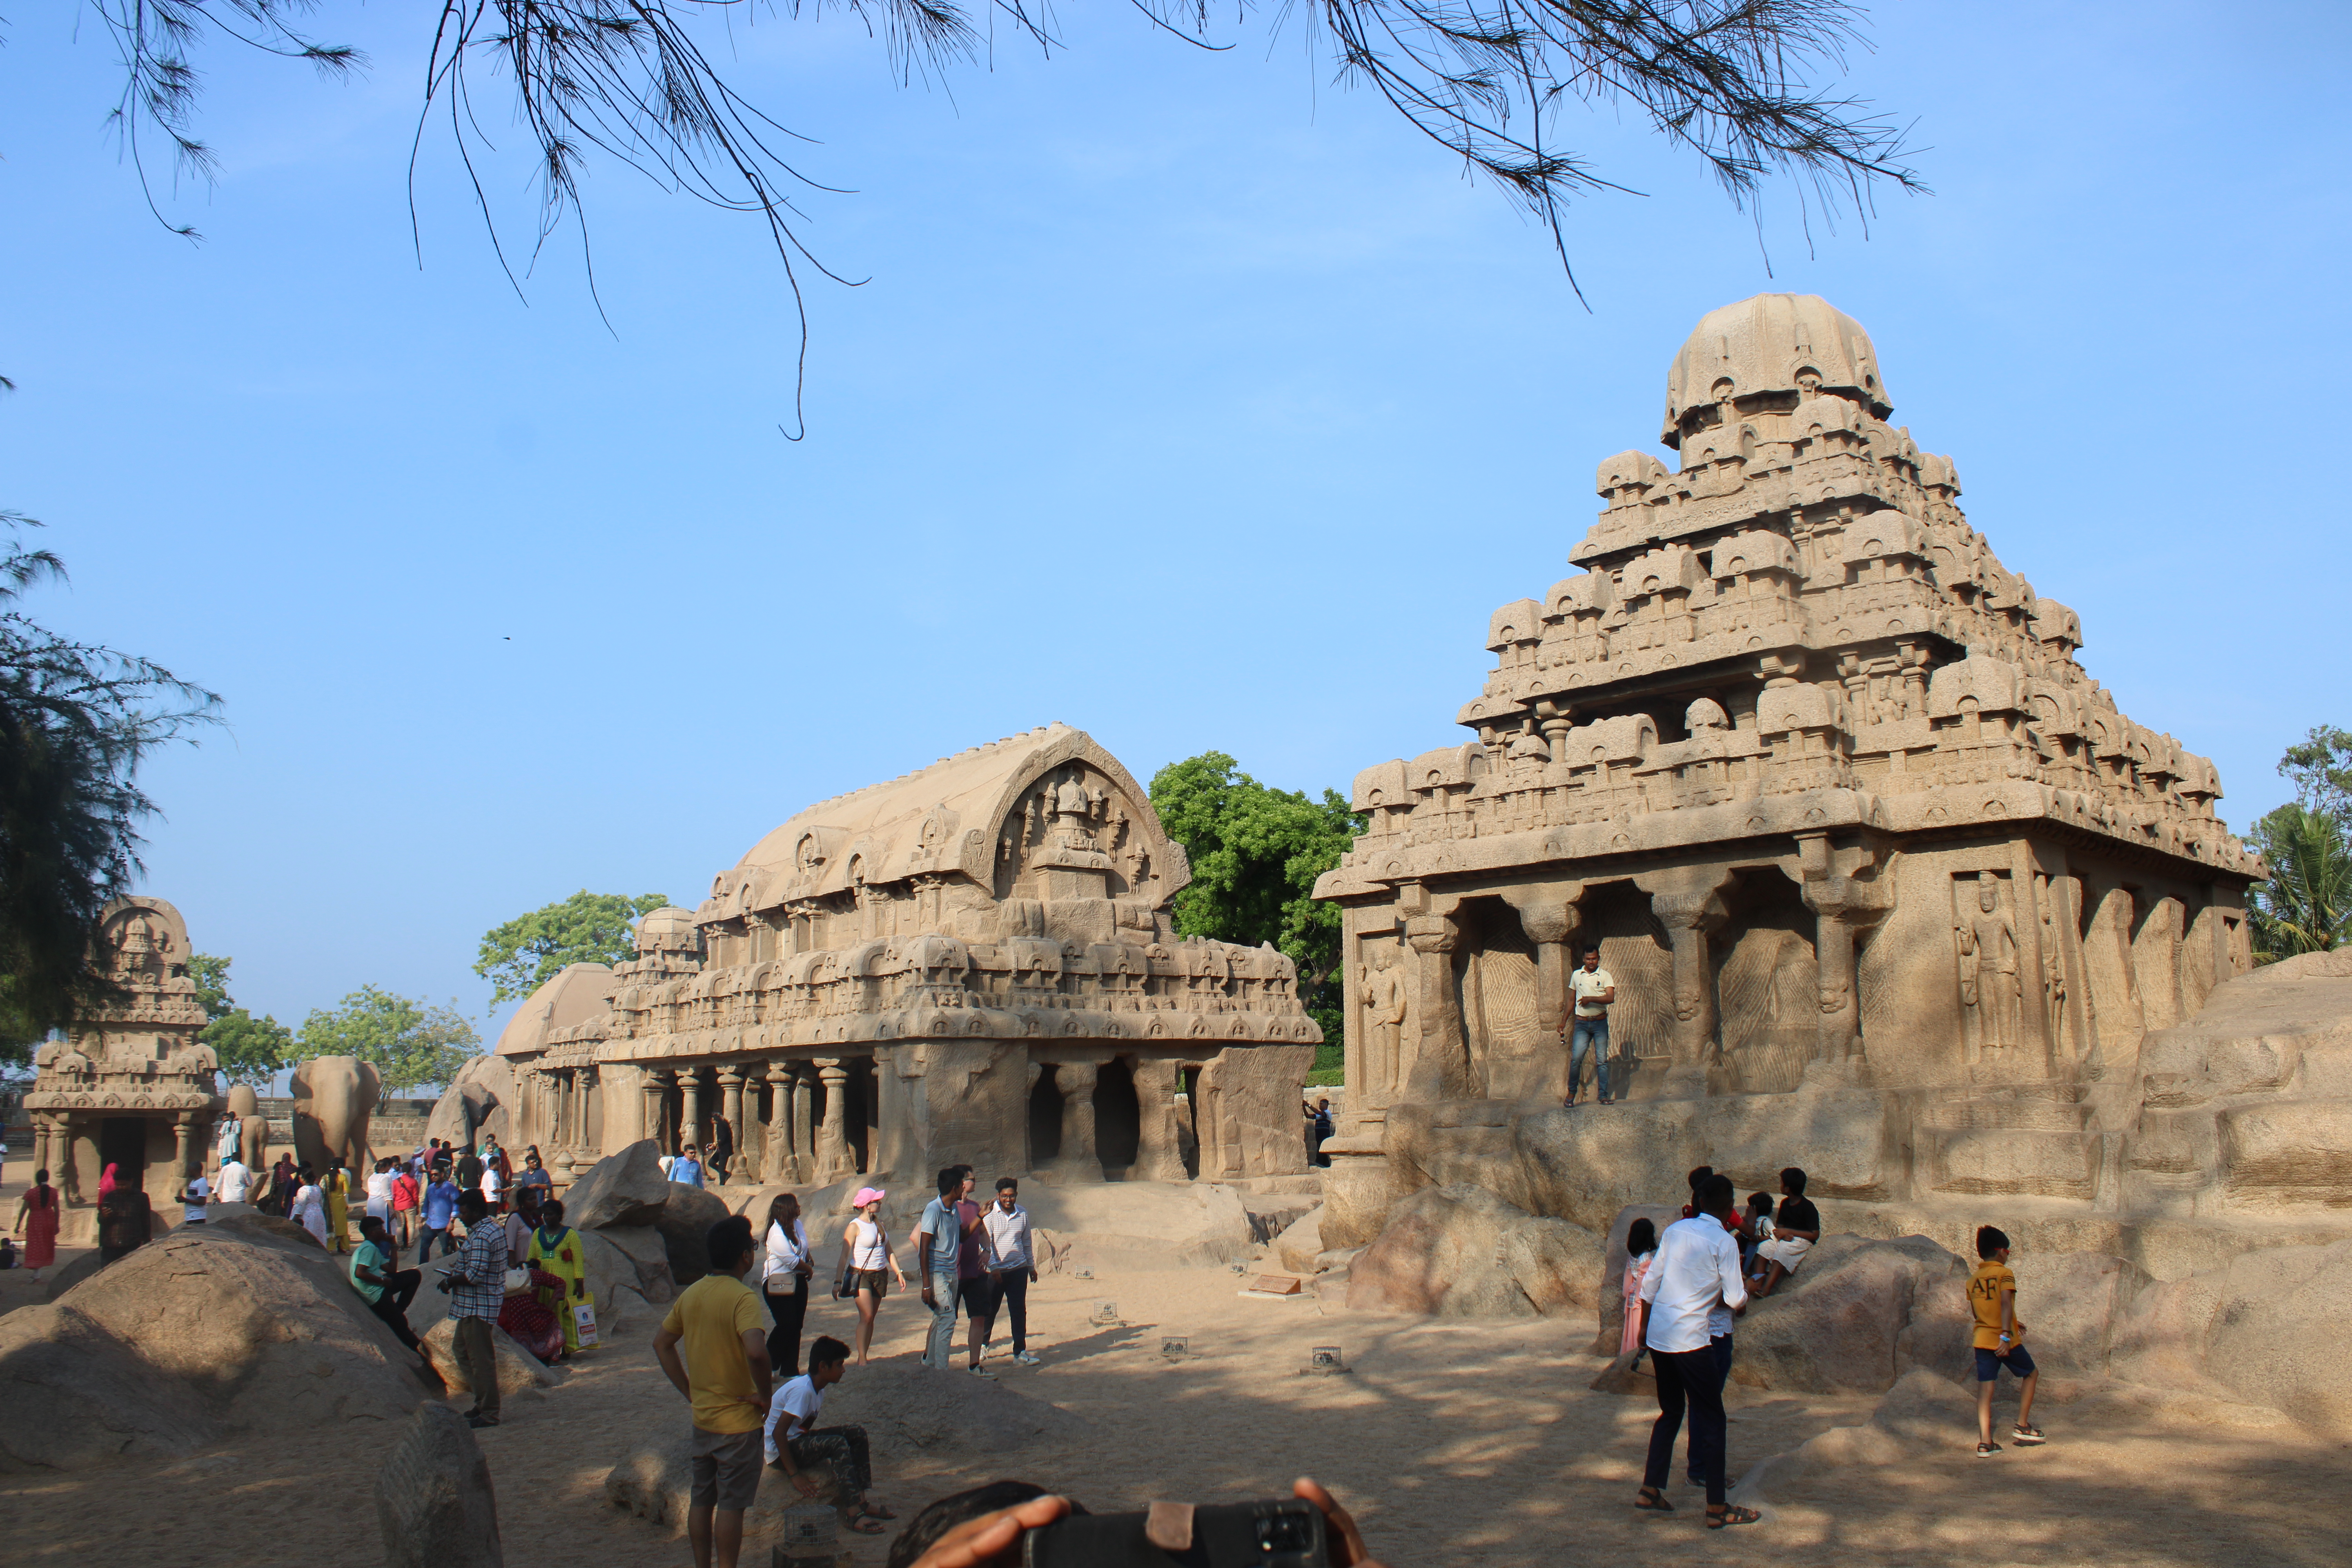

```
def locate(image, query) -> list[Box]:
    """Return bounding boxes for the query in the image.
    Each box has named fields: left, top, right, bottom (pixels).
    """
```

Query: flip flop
left=846, top=1515, right=888, bottom=1535
left=1706, top=1504, right=1760, bottom=1529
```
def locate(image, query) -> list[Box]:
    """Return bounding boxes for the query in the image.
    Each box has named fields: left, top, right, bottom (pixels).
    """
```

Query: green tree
left=0, top=510, right=217, bottom=1071
left=1148, top=753, right=1365, bottom=1074
left=2250, top=725, right=2352, bottom=962
left=293, top=986, right=481, bottom=1102
left=187, top=952, right=295, bottom=1089
left=474, top=890, right=671, bottom=1007
left=2279, top=725, right=2352, bottom=824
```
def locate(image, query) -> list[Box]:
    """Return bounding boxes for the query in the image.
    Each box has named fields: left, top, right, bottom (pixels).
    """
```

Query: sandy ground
left=4, top=1155, right=2350, bottom=1567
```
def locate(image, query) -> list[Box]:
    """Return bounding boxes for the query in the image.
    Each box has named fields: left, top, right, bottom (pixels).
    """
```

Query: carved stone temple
left=1312, top=294, right=2266, bottom=1247
left=489, top=725, right=1321, bottom=1187
left=24, top=897, right=223, bottom=1241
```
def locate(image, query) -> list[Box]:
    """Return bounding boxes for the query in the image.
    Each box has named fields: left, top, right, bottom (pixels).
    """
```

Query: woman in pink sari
left=498, top=1263, right=568, bottom=1363
left=1618, top=1217, right=1659, bottom=1359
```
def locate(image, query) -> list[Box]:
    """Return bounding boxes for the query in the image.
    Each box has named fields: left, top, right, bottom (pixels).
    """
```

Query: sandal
left=1633, top=1487, right=1674, bottom=1514
left=846, top=1514, right=888, bottom=1535
left=1975, top=1441, right=2002, bottom=1457
left=2011, top=1424, right=2047, bottom=1446
left=1706, top=1505, right=1760, bottom=1530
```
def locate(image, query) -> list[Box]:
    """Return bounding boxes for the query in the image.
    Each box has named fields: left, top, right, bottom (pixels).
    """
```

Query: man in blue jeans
left=913, top=1167, right=974, bottom=1371
left=1563, top=943, right=1615, bottom=1107
left=418, top=1168, right=464, bottom=1258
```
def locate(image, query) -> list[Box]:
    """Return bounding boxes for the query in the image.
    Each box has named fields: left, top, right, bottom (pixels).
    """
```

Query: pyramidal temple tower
left=1314, top=296, right=2261, bottom=1185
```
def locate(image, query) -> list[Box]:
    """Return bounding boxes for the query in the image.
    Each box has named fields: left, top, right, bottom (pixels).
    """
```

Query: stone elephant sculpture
left=224, top=1084, right=274, bottom=1194
left=290, top=1056, right=380, bottom=1176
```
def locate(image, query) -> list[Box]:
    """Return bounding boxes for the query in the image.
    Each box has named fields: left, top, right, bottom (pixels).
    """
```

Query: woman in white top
left=761, top=1192, right=815, bottom=1376
left=289, top=1168, right=328, bottom=1246
left=364, top=1160, right=396, bottom=1225
left=834, top=1187, right=904, bottom=1367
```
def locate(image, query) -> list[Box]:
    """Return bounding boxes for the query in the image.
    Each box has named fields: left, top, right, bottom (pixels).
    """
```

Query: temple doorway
left=1094, top=1059, right=1140, bottom=1173
left=99, top=1118, right=149, bottom=1191
left=1027, top=1066, right=1062, bottom=1164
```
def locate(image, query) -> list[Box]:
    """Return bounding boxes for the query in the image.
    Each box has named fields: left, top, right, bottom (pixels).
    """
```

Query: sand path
left=2, top=1161, right=2346, bottom=1566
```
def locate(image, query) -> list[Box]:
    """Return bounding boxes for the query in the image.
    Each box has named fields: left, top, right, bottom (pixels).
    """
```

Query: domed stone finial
left=1662, top=293, right=1891, bottom=449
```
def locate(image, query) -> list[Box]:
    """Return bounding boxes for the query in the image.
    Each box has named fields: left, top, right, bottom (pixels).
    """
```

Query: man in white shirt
left=978, top=1178, right=1041, bottom=1366
left=1563, top=943, right=1616, bottom=1107
left=214, top=1112, right=242, bottom=1171
left=217, top=1157, right=254, bottom=1207
left=761, top=1334, right=887, bottom=1532
left=177, top=1172, right=212, bottom=1223
left=1634, top=1173, right=1756, bottom=1527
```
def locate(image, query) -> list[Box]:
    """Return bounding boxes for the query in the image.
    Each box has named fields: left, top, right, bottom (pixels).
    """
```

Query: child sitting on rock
left=764, top=1334, right=895, bottom=1535
left=1739, top=1193, right=1774, bottom=1276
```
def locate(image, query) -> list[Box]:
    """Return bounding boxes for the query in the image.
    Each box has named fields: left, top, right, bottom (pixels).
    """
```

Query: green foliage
left=189, top=952, right=294, bottom=1088
left=294, top=985, right=481, bottom=1099
left=1147, top=752, right=1366, bottom=1044
left=0, top=514, right=217, bottom=1051
left=474, top=890, right=669, bottom=1006
left=2251, top=727, right=2352, bottom=963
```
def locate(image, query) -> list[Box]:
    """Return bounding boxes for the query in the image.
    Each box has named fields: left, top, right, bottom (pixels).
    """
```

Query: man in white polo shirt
left=1633, top=1172, right=1756, bottom=1528
left=1563, top=943, right=1615, bottom=1107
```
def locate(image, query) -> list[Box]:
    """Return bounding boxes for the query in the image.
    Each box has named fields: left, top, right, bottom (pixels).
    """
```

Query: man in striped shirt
left=447, top=1191, right=509, bottom=1428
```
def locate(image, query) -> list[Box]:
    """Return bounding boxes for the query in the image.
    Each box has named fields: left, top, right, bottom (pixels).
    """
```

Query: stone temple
left=475, top=724, right=1321, bottom=1187
left=1312, top=294, right=2270, bottom=1253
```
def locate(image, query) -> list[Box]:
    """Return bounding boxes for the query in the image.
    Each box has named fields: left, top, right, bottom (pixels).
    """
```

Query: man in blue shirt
left=671, top=1141, right=706, bottom=1189
left=913, top=1166, right=976, bottom=1372
left=419, top=1171, right=463, bottom=1258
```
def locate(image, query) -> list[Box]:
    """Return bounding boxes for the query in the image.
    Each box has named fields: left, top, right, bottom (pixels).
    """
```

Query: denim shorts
left=1974, top=1343, right=2036, bottom=1382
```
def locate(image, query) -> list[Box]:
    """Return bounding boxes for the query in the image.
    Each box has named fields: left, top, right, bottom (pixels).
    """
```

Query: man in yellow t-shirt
left=656, top=1214, right=774, bottom=1568
left=1966, top=1225, right=2043, bottom=1456
left=1562, top=944, right=1617, bottom=1108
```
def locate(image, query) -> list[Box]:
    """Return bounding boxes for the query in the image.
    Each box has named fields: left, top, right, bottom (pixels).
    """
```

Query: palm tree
left=2249, top=803, right=2352, bottom=961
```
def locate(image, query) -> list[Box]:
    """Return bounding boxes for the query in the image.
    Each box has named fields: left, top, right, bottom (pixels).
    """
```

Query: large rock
left=376, top=1401, right=503, bottom=1568
left=656, top=1182, right=736, bottom=1287
left=593, top=1223, right=677, bottom=1303
left=425, top=1053, right=518, bottom=1153
left=1020, top=1181, right=1256, bottom=1268
left=2111, top=1238, right=2352, bottom=1434
left=563, top=1140, right=673, bottom=1230
left=2007, top=1250, right=2152, bottom=1374
left=421, top=1318, right=559, bottom=1400
left=205, top=1203, right=325, bottom=1250
left=575, top=1227, right=660, bottom=1332
left=1346, top=1183, right=1603, bottom=1318
left=0, top=1227, right=425, bottom=1470
left=1728, top=1233, right=1972, bottom=1394
left=604, top=1434, right=701, bottom=1535
left=1273, top=1206, right=1325, bottom=1274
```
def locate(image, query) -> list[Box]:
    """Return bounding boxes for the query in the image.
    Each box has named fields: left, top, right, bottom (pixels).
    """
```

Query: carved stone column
left=1127, top=1058, right=1189, bottom=1182
left=1637, top=866, right=1733, bottom=1094
left=680, top=1070, right=706, bottom=1153
left=813, top=1059, right=853, bottom=1180
left=1056, top=1061, right=1101, bottom=1178
left=2009, top=842, right=2052, bottom=1071
left=764, top=1060, right=793, bottom=1183
left=642, top=1071, right=670, bottom=1150
left=1512, top=890, right=1587, bottom=1103
left=1401, top=914, right=1468, bottom=1103
left=717, top=1066, right=746, bottom=1181
left=791, top=1066, right=816, bottom=1183
left=1795, top=834, right=1883, bottom=1069
left=172, top=1114, right=195, bottom=1180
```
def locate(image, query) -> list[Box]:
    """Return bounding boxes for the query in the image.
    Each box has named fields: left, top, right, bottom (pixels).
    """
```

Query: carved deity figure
left=1362, top=951, right=1409, bottom=1093
left=1956, top=871, right=2021, bottom=1052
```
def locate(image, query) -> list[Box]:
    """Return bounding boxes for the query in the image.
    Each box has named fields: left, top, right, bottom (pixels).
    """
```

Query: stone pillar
left=172, top=1114, right=195, bottom=1180
left=1638, top=866, right=1733, bottom=1095
left=764, top=1060, right=793, bottom=1183
left=680, top=1070, right=706, bottom=1153
left=1128, top=1057, right=1190, bottom=1182
left=1513, top=892, right=1586, bottom=1103
left=1056, top=1061, right=1101, bottom=1179
left=1401, top=914, right=1467, bottom=1103
left=642, top=1071, right=671, bottom=1151
left=1813, top=909, right=1860, bottom=1062
left=791, top=1066, right=816, bottom=1183
left=717, top=1066, right=746, bottom=1181
left=2009, top=842, right=2052, bottom=1071
left=813, top=1060, right=853, bottom=1180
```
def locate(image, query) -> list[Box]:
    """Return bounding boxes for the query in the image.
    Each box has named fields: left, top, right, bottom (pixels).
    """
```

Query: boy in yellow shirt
left=1967, top=1225, right=2046, bottom=1456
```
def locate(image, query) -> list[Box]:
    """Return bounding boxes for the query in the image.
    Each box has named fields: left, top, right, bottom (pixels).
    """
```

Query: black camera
left=1023, top=1498, right=1327, bottom=1568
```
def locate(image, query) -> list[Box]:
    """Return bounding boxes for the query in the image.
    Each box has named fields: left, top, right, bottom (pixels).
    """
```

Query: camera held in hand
left=1023, top=1498, right=1327, bottom=1568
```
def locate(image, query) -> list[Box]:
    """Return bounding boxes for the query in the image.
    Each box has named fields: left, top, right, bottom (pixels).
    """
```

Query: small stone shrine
left=490, top=725, right=1321, bottom=1186
left=25, top=897, right=223, bottom=1236
left=1312, top=295, right=2267, bottom=1245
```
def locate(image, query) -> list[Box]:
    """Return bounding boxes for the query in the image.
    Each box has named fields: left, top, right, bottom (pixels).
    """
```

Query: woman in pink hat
left=835, top=1187, right=905, bottom=1366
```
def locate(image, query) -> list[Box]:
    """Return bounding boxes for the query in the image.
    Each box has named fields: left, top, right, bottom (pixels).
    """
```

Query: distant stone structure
left=26, top=897, right=223, bottom=1236
left=1312, top=295, right=2269, bottom=1245
left=486, top=725, right=1320, bottom=1187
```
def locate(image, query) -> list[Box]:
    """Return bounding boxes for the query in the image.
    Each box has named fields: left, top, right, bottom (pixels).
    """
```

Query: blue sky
left=3, top=2, right=2345, bottom=1052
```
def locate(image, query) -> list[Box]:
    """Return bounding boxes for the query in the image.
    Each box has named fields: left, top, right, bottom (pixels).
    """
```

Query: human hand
left=1293, top=1477, right=1386, bottom=1568
left=901, top=1494, right=1071, bottom=1568
left=791, top=1471, right=822, bottom=1498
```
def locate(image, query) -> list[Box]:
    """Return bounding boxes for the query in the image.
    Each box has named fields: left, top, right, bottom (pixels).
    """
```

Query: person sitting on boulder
left=764, top=1334, right=894, bottom=1535
left=351, top=1214, right=424, bottom=1356
left=1967, top=1225, right=2045, bottom=1456
left=1738, top=1192, right=1774, bottom=1274
left=1748, top=1167, right=1819, bottom=1299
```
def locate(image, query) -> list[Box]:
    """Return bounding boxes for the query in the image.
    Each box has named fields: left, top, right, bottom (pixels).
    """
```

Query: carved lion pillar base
left=1637, top=867, right=1733, bottom=1096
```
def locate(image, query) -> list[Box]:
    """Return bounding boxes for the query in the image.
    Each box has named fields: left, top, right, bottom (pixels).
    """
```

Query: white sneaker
left=1014, top=1351, right=1042, bottom=1365
left=968, top=1365, right=996, bottom=1378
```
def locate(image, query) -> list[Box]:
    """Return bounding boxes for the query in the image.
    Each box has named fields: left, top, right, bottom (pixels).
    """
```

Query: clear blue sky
left=3, top=3, right=2345, bottom=1051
